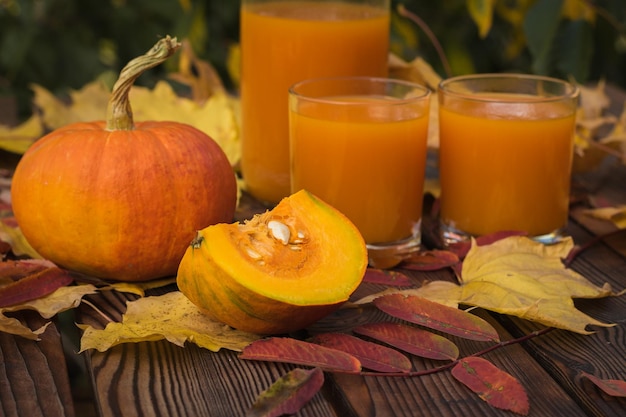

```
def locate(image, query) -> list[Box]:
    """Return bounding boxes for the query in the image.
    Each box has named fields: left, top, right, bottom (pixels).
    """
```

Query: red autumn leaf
left=452, top=357, right=529, bottom=415
left=401, top=250, right=459, bottom=271
left=247, top=367, right=324, bottom=417
left=0, top=240, right=11, bottom=256
left=311, top=332, right=412, bottom=373
left=353, top=322, right=459, bottom=361
left=0, top=267, right=74, bottom=308
left=373, top=294, right=500, bottom=342
left=240, top=337, right=361, bottom=373
left=0, top=259, right=57, bottom=282
left=581, top=371, right=626, bottom=397
left=448, top=230, right=528, bottom=259
left=362, top=268, right=412, bottom=286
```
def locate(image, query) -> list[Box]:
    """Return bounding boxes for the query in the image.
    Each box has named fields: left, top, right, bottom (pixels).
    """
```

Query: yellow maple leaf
left=0, top=220, right=41, bottom=259
left=32, top=80, right=111, bottom=130
left=387, top=53, right=440, bottom=149
left=129, top=81, right=240, bottom=166
left=353, top=237, right=621, bottom=335
left=458, top=236, right=620, bottom=334
left=0, top=284, right=98, bottom=339
left=0, top=115, right=44, bottom=154
left=582, top=206, right=626, bottom=229
left=0, top=312, right=49, bottom=340
left=100, top=277, right=177, bottom=297
left=78, top=291, right=261, bottom=353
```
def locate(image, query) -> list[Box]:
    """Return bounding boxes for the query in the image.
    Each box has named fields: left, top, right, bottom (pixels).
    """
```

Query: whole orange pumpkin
left=11, top=36, right=237, bottom=281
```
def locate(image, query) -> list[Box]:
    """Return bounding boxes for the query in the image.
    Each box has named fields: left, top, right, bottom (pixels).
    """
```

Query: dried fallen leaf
left=362, top=268, right=412, bottom=286
left=373, top=294, right=500, bottom=342
left=0, top=115, right=44, bottom=154
left=582, top=205, right=626, bottom=229
left=353, top=322, right=459, bottom=361
left=447, top=230, right=528, bottom=259
left=452, top=357, right=529, bottom=415
left=0, top=284, right=97, bottom=339
left=0, top=312, right=50, bottom=340
left=2, top=284, right=98, bottom=318
left=352, top=280, right=461, bottom=308
left=0, top=259, right=56, bottom=283
left=78, top=291, right=260, bottom=353
left=0, top=267, right=74, bottom=308
left=247, top=368, right=324, bottom=417
left=459, top=236, right=621, bottom=334
left=32, top=80, right=111, bottom=129
left=401, top=249, right=459, bottom=271
left=311, top=332, right=412, bottom=373
left=240, top=337, right=361, bottom=374
left=0, top=218, right=42, bottom=259
left=100, top=277, right=177, bottom=297
left=128, top=81, right=240, bottom=166
left=580, top=371, right=626, bottom=397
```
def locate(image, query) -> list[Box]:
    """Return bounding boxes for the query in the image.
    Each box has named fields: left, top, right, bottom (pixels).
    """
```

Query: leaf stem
left=105, top=35, right=181, bottom=131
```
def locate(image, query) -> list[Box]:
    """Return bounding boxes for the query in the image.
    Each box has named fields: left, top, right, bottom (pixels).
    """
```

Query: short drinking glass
left=289, top=76, right=431, bottom=268
left=437, top=73, right=580, bottom=244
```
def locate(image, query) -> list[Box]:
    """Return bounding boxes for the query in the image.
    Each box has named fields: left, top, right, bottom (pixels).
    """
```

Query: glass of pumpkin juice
left=289, top=77, right=431, bottom=268
left=437, top=73, right=580, bottom=244
left=240, top=0, right=390, bottom=205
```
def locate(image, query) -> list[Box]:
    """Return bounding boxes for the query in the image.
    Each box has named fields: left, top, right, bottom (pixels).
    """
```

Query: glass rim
left=438, top=73, right=580, bottom=103
left=289, top=76, right=431, bottom=106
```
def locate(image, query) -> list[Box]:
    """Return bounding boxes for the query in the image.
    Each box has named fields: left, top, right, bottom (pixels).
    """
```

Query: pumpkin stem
left=106, top=35, right=181, bottom=131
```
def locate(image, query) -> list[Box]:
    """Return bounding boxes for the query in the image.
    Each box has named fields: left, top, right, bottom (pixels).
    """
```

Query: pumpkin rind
left=176, top=190, right=368, bottom=334
left=11, top=121, right=237, bottom=281
left=10, top=36, right=237, bottom=281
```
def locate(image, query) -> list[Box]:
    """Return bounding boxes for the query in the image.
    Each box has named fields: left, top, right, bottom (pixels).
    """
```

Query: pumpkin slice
left=177, top=189, right=367, bottom=334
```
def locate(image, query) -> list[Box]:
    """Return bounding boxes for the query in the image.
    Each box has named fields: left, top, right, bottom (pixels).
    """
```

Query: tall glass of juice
left=240, top=0, right=390, bottom=204
left=438, top=73, right=580, bottom=244
left=289, top=77, right=431, bottom=268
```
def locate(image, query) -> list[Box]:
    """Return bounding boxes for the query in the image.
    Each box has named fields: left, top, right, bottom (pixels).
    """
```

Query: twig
left=581, top=0, right=625, bottom=35
left=359, top=327, right=555, bottom=377
left=397, top=4, right=452, bottom=78
left=565, top=228, right=626, bottom=266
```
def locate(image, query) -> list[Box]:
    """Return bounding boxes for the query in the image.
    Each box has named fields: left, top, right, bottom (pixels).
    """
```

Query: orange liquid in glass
left=438, top=97, right=576, bottom=237
left=290, top=97, right=429, bottom=243
left=240, top=1, right=389, bottom=203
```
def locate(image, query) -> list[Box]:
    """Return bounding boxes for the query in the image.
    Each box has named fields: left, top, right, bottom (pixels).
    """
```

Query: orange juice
left=240, top=1, right=389, bottom=204
left=290, top=95, right=429, bottom=244
left=438, top=97, right=576, bottom=238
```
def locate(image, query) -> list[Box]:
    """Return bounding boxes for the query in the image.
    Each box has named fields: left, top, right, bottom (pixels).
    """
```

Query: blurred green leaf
left=556, top=19, right=594, bottom=82
left=523, top=0, right=564, bottom=75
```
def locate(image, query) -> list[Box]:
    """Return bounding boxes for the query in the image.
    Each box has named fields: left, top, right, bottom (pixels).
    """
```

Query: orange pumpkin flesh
left=176, top=190, right=368, bottom=334
left=10, top=37, right=237, bottom=281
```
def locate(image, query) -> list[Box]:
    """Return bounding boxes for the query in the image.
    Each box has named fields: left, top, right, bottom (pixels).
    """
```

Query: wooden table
left=71, top=173, right=626, bottom=417
left=1, top=88, right=626, bottom=417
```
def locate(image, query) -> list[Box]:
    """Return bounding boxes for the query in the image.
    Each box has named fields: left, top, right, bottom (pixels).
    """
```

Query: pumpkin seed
left=245, top=247, right=263, bottom=260
left=267, top=220, right=290, bottom=244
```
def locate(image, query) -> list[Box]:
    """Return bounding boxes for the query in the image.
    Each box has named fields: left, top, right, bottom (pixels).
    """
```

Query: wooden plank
left=0, top=312, right=75, bottom=417
left=310, top=276, right=592, bottom=417
left=490, top=208, right=626, bottom=417
left=78, top=289, right=339, bottom=417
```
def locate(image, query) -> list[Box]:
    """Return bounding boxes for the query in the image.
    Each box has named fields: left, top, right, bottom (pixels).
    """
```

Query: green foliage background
left=1, top=0, right=625, bottom=120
